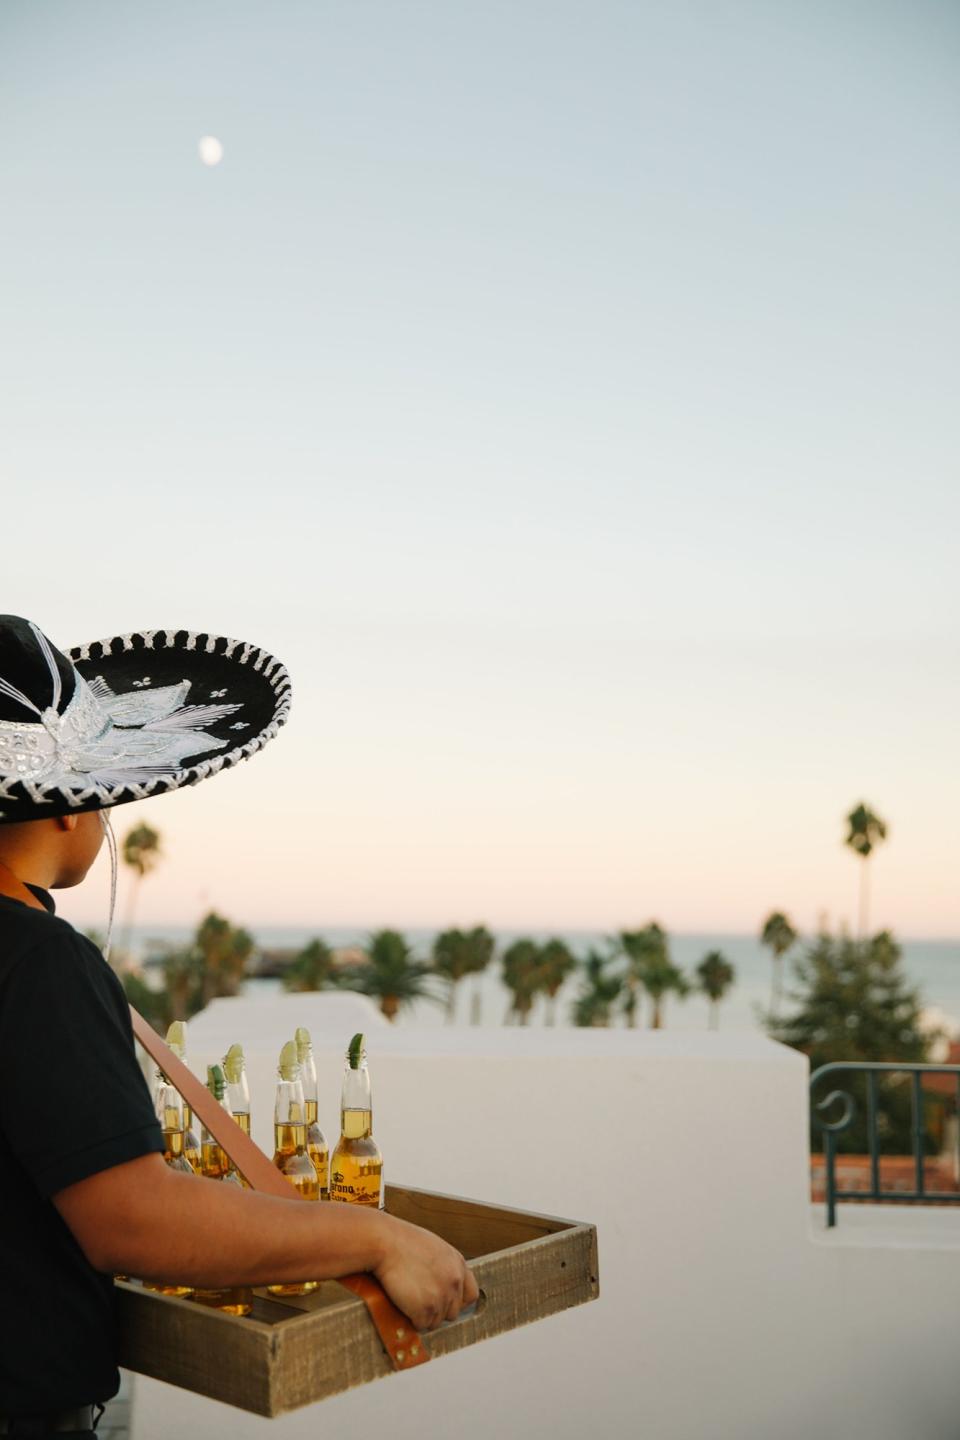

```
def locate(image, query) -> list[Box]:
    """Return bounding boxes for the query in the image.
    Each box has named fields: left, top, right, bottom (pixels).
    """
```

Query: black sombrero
left=0, top=616, right=291, bottom=824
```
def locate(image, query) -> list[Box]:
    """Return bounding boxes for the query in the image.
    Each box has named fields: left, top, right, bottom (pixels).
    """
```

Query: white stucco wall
left=129, top=1003, right=960, bottom=1440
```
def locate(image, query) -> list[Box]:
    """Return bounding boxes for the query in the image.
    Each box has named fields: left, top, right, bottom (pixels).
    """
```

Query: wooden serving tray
left=116, top=1184, right=599, bottom=1417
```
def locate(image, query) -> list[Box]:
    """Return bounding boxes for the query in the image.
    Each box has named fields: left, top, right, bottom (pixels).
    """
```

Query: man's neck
left=0, top=850, right=57, bottom=890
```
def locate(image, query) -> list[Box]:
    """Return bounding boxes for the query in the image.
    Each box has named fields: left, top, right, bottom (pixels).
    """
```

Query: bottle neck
left=155, top=1079, right=184, bottom=1134
left=340, top=1062, right=373, bottom=1137
left=274, top=1077, right=306, bottom=1126
left=227, top=1076, right=250, bottom=1118
left=201, top=1091, right=233, bottom=1144
left=341, top=1106, right=372, bottom=1139
left=299, top=1049, right=318, bottom=1105
left=164, top=1128, right=186, bottom=1158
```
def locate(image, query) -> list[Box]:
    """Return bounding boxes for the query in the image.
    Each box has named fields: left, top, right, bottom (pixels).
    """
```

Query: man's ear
left=56, top=815, right=80, bottom=832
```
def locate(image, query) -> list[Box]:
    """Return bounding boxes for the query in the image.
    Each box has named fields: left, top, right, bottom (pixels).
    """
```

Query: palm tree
left=845, top=802, right=889, bottom=938
left=640, top=953, right=689, bottom=1029
left=431, top=927, right=493, bottom=1024
left=120, top=822, right=163, bottom=965
left=352, top=929, right=435, bottom=1022
left=619, top=927, right=658, bottom=1028
left=464, top=925, right=496, bottom=1026
left=539, top=938, right=577, bottom=1025
left=572, top=950, right=623, bottom=1027
left=759, top=911, right=798, bottom=1021
left=619, top=923, right=687, bottom=1029
left=501, top=939, right=543, bottom=1025
left=282, top=938, right=336, bottom=993
left=195, top=912, right=254, bottom=1006
left=696, top=950, right=736, bottom=1029
left=163, top=947, right=202, bottom=1023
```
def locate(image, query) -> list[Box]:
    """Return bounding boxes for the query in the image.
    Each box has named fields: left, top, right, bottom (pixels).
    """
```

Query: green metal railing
left=811, top=1061, right=960, bottom=1228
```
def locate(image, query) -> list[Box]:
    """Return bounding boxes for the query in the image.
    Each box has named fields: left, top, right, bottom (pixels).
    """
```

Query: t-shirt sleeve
left=0, top=930, right=164, bottom=1196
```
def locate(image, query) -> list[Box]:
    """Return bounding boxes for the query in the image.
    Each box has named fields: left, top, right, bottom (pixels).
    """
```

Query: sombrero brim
left=0, top=626, right=290, bottom=823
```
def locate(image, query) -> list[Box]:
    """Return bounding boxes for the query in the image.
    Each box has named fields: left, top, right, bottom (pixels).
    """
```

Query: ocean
left=122, top=926, right=960, bottom=1034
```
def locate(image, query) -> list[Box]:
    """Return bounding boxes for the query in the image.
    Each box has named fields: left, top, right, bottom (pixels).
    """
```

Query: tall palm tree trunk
left=120, top=876, right=142, bottom=969
left=652, top=998, right=663, bottom=1030
left=859, top=859, right=871, bottom=940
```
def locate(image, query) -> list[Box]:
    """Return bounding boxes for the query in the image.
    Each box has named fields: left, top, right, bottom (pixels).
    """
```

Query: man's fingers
left=462, top=1265, right=479, bottom=1306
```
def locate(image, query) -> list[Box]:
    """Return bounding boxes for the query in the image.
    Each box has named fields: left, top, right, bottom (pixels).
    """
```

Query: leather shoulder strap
left=0, top=861, right=428, bottom=1370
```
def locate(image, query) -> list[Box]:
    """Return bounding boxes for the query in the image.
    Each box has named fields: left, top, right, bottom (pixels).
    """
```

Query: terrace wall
left=130, top=1000, right=960, bottom=1440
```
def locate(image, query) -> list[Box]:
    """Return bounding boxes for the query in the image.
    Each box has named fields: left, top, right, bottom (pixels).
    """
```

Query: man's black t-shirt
left=0, top=888, right=164, bottom=1414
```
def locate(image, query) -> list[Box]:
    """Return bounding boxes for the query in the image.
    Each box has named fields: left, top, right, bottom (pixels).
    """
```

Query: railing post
left=866, top=1071, right=879, bottom=1198
left=825, top=1128, right=837, bottom=1229
left=912, top=1072, right=925, bottom=1196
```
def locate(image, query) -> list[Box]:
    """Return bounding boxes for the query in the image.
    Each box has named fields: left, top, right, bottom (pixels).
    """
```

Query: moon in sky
left=198, top=136, right=224, bottom=167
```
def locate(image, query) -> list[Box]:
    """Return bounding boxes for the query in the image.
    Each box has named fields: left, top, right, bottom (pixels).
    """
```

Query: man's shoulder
left=0, top=899, right=106, bottom=984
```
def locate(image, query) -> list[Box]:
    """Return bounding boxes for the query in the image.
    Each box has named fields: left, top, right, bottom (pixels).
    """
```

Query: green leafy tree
left=195, top=912, right=254, bottom=1007
left=120, top=822, right=163, bottom=964
left=351, top=929, right=436, bottom=1022
left=539, top=938, right=578, bottom=1026
left=463, top=925, right=496, bottom=1026
left=432, top=927, right=471, bottom=1022
left=771, top=929, right=932, bottom=1153
left=760, top=911, right=798, bottom=1021
left=501, top=939, right=543, bottom=1025
left=572, top=950, right=623, bottom=1027
left=432, top=926, right=496, bottom=1025
left=696, top=950, right=736, bottom=1030
left=121, top=912, right=254, bottom=1026
left=282, top=938, right=336, bottom=993
left=619, top=923, right=688, bottom=1029
left=162, top=947, right=205, bottom=1023
left=845, top=802, right=889, bottom=938
left=120, top=970, right=174, bottom=1031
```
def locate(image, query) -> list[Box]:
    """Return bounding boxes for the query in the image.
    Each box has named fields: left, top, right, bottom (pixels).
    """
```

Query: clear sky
left=1, top=1, right=958, bottom=937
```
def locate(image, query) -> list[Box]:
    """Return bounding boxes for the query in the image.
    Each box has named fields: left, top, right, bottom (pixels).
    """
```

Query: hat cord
left=99, top=810, right=118, bottom=965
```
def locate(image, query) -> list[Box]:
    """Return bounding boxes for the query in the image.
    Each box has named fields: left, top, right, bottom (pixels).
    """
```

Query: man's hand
left=373, top=1212, right=479, bottom=1331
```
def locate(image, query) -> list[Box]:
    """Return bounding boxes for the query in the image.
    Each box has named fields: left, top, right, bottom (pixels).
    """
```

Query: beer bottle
left=294, top=1026, right=329, bottom=1196
left=330, top=1033, right=383, bottom=1208
left=144, top=1072, right=194, bottom=1297
left=165, top=1020, right=201, bottom=1173
left=267, top=1040, right=320, bottom=1297
left=191, top=1064, right=252, bottom=1316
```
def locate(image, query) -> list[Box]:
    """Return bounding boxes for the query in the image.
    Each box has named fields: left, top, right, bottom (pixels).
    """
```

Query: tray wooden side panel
left=267, top=1297, right=394, bottom=1414
left=384, top=1184, right=572, bottom=1258
left=262, top=1221, right=599, bottom=1415
left=115, top=1283, right=278, bottom=1417
left=428, top=1224, right=599, bottom=1363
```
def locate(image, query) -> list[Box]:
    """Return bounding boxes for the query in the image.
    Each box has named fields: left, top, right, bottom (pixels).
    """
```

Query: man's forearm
left=57, top=1155, right=391, bottom=1287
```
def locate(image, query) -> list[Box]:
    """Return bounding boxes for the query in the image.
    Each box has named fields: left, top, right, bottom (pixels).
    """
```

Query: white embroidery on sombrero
left=0, top=633, right=241, bottom=793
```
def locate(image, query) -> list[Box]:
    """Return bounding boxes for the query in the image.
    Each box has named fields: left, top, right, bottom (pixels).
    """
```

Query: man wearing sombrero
left=0, top=616, right=476, bottom=1438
